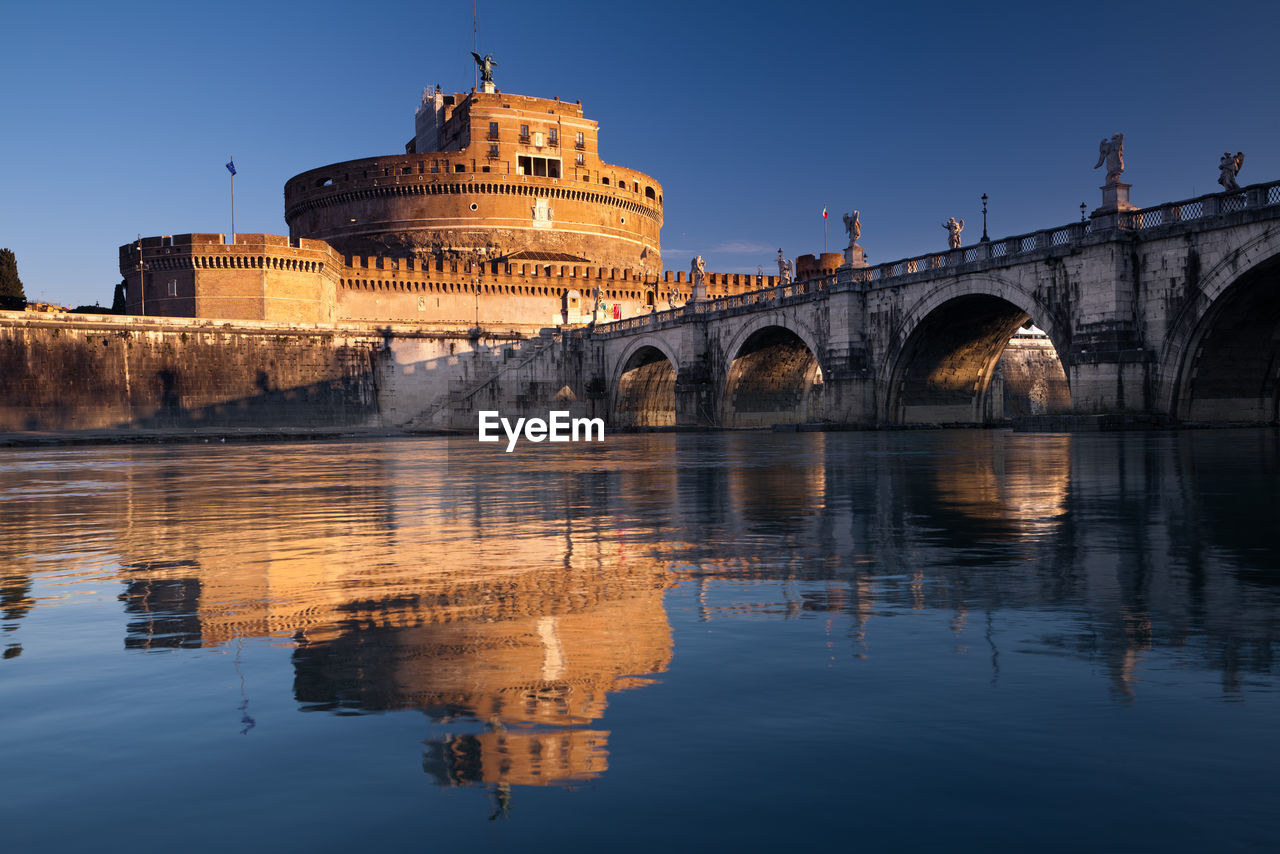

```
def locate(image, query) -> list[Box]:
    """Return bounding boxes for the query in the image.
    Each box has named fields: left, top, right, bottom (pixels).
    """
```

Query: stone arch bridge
left=588, top=180, right=1280, bottom=427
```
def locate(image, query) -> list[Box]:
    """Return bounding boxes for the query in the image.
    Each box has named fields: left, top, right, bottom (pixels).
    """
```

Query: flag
left=822, top=205, right=828, bottom=220
left=225, top=159, right=237, bottom=176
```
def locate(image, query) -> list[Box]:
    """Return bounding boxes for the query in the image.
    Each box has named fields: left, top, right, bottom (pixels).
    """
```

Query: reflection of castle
left=67, top=443, right=674, bottom=789
left=120, top=80, right=762, bottom=328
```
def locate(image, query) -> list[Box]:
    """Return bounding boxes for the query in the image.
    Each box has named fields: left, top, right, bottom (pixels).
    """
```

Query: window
left=488, top=144, right=499, bottom=159
left=549, top=128, right=558, bottom=147
left=518, top=155, right=561, bottom=178
left=575, top=153, right=584, bottom=166
left=575, top=131, right=585, bottom=149
left=519, top=124, right=530, bottom=142
left=454, top=163, right=466, bottom=172
left=167, top=280, right=177, bottom=297
left=488, top=121, right=499, bottom=140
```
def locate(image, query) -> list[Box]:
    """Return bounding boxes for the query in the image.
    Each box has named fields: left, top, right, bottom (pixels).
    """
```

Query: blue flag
left=225, top=159, right=236, bottom=176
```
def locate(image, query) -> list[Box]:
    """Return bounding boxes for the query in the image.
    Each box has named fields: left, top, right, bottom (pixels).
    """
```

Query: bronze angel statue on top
left=471, top=52, right=497, bottom=84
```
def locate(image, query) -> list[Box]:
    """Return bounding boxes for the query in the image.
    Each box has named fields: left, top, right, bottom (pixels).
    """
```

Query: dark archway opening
left=722, top=326, right=823, bottom=428
left=614, top=346, right=676, bottom=427
left=1178, top=255, right=1280, bottom=423
left=891, top=294, right=1070, bottom=424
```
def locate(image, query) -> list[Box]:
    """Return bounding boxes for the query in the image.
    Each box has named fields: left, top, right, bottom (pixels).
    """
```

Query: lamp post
left=1080, top=202, right=1088, bottom=222
left=980, top=194, right=990, bottom=243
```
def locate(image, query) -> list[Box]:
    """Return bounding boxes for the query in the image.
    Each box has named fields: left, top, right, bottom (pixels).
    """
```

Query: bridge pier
left=674, top=318, right=715, bottom=427
left=820, top=285, right=877, bottom=425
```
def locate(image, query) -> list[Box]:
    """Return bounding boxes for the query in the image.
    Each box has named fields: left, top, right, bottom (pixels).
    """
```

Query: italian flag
left=822, top=206, right=828, bottom=220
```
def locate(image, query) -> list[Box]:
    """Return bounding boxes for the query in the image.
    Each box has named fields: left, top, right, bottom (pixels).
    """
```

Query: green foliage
left=0, top=247, right=25, bottom=308
left=112, top=280, right=127, bottom=313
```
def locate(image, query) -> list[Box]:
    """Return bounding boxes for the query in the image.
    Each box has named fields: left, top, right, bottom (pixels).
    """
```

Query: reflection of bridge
left=594, top=180, right=1280, bottom=426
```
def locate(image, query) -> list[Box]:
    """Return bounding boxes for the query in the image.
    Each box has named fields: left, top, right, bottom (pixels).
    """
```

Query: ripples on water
left=1, top=430, right=1278, bottom=851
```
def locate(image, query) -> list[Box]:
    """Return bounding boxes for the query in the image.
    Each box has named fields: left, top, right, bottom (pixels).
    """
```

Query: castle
left=120, top=80, right=775, bottom=330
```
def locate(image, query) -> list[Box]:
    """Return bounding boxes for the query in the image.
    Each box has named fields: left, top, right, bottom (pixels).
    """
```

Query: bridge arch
left=1160, top=228, right=1280, bottom=423
left=611, top=335, right=680, bottom=427
left=719, top=315, right=827, bottom=428
left=883, top=276, right=1070, bottom=424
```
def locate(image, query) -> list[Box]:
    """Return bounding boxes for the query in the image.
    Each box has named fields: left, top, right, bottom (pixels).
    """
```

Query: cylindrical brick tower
left=284, top=89, right=662, bottom=274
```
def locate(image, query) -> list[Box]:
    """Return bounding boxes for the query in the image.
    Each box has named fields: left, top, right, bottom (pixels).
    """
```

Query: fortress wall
left=336, top=257, right=771, bottom=327
left=121, top=234, right=776, bottom=328
left=122, top=235, right=343, bottom=324
left=0, top=312, right=383, bottom=432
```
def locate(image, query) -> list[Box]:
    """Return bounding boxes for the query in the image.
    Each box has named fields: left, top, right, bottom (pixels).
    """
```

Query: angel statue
left=1218, top=151, right=1245, bottom=192
left=843, top=210, right=861, bottom=246
left=471, top=52, right=497, bottom=84
left=1094, top=133, right=1125, bottom=185
left=942, top=217, right=965, bottom=250
left=691, top=255, right=706, bottom=286
left=776, top=249, right=792, bottom=285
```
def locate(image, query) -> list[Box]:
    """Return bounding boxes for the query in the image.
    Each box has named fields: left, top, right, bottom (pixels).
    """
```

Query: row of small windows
left=148, top=256, right=321, bottom=272
left=340, top=279, right=652, bottom=301
left=292, top=182, right=661, bottom=220
left=306, top=162, right=659, bottom=202
left=488, top=122, right=586, bottom=148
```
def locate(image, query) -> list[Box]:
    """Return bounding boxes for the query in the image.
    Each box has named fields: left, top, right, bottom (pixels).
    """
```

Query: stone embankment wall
left=406, top=330, right=600, bottom=431
left=989, top=334, right=1072, bottom=419
left=0, top=312, right=386, bottom=432
left=0, top=310, right=588, bottom=436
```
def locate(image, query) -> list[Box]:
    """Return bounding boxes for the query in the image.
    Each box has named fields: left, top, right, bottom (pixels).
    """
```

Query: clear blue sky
left=2, top=0, right=1276, bottom=307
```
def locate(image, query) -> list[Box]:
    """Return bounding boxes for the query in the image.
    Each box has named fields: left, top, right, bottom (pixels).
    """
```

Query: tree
left=112, top=279, right=127, bottom=313
left=0, top=248, right=25, bottom=310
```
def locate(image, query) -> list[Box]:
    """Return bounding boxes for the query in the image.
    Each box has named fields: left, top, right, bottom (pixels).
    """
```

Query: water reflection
left=2, top=429, right=1279, bottom=795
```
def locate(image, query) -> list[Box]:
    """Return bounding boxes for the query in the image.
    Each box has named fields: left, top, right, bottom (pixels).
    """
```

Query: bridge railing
left=592, top=275, right=838, bottom=334
left=1118, top=179, right=1280, bottom=230
left=845, top=178, right=1280, bottom=287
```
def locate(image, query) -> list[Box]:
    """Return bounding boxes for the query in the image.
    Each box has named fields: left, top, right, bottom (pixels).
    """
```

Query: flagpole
left=229, top=155, right=236, bottom=245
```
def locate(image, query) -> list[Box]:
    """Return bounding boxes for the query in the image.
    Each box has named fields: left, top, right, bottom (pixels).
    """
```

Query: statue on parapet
left=842, top=210, right=861, bottom=246
left=689, top=255, right=707, bottom=302
left=942, top=217, right=965, bottom=249
left=1218, top=151, right=1245, bottom=192
left=776, top=249, right=792, bottom=285
left=471, top=52, right=497, bottom=85
left=1094, top=133, right=1125, bottom=185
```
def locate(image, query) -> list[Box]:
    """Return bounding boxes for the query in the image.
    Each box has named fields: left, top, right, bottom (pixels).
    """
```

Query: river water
left=2, top=430, right=1278, bottom=851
